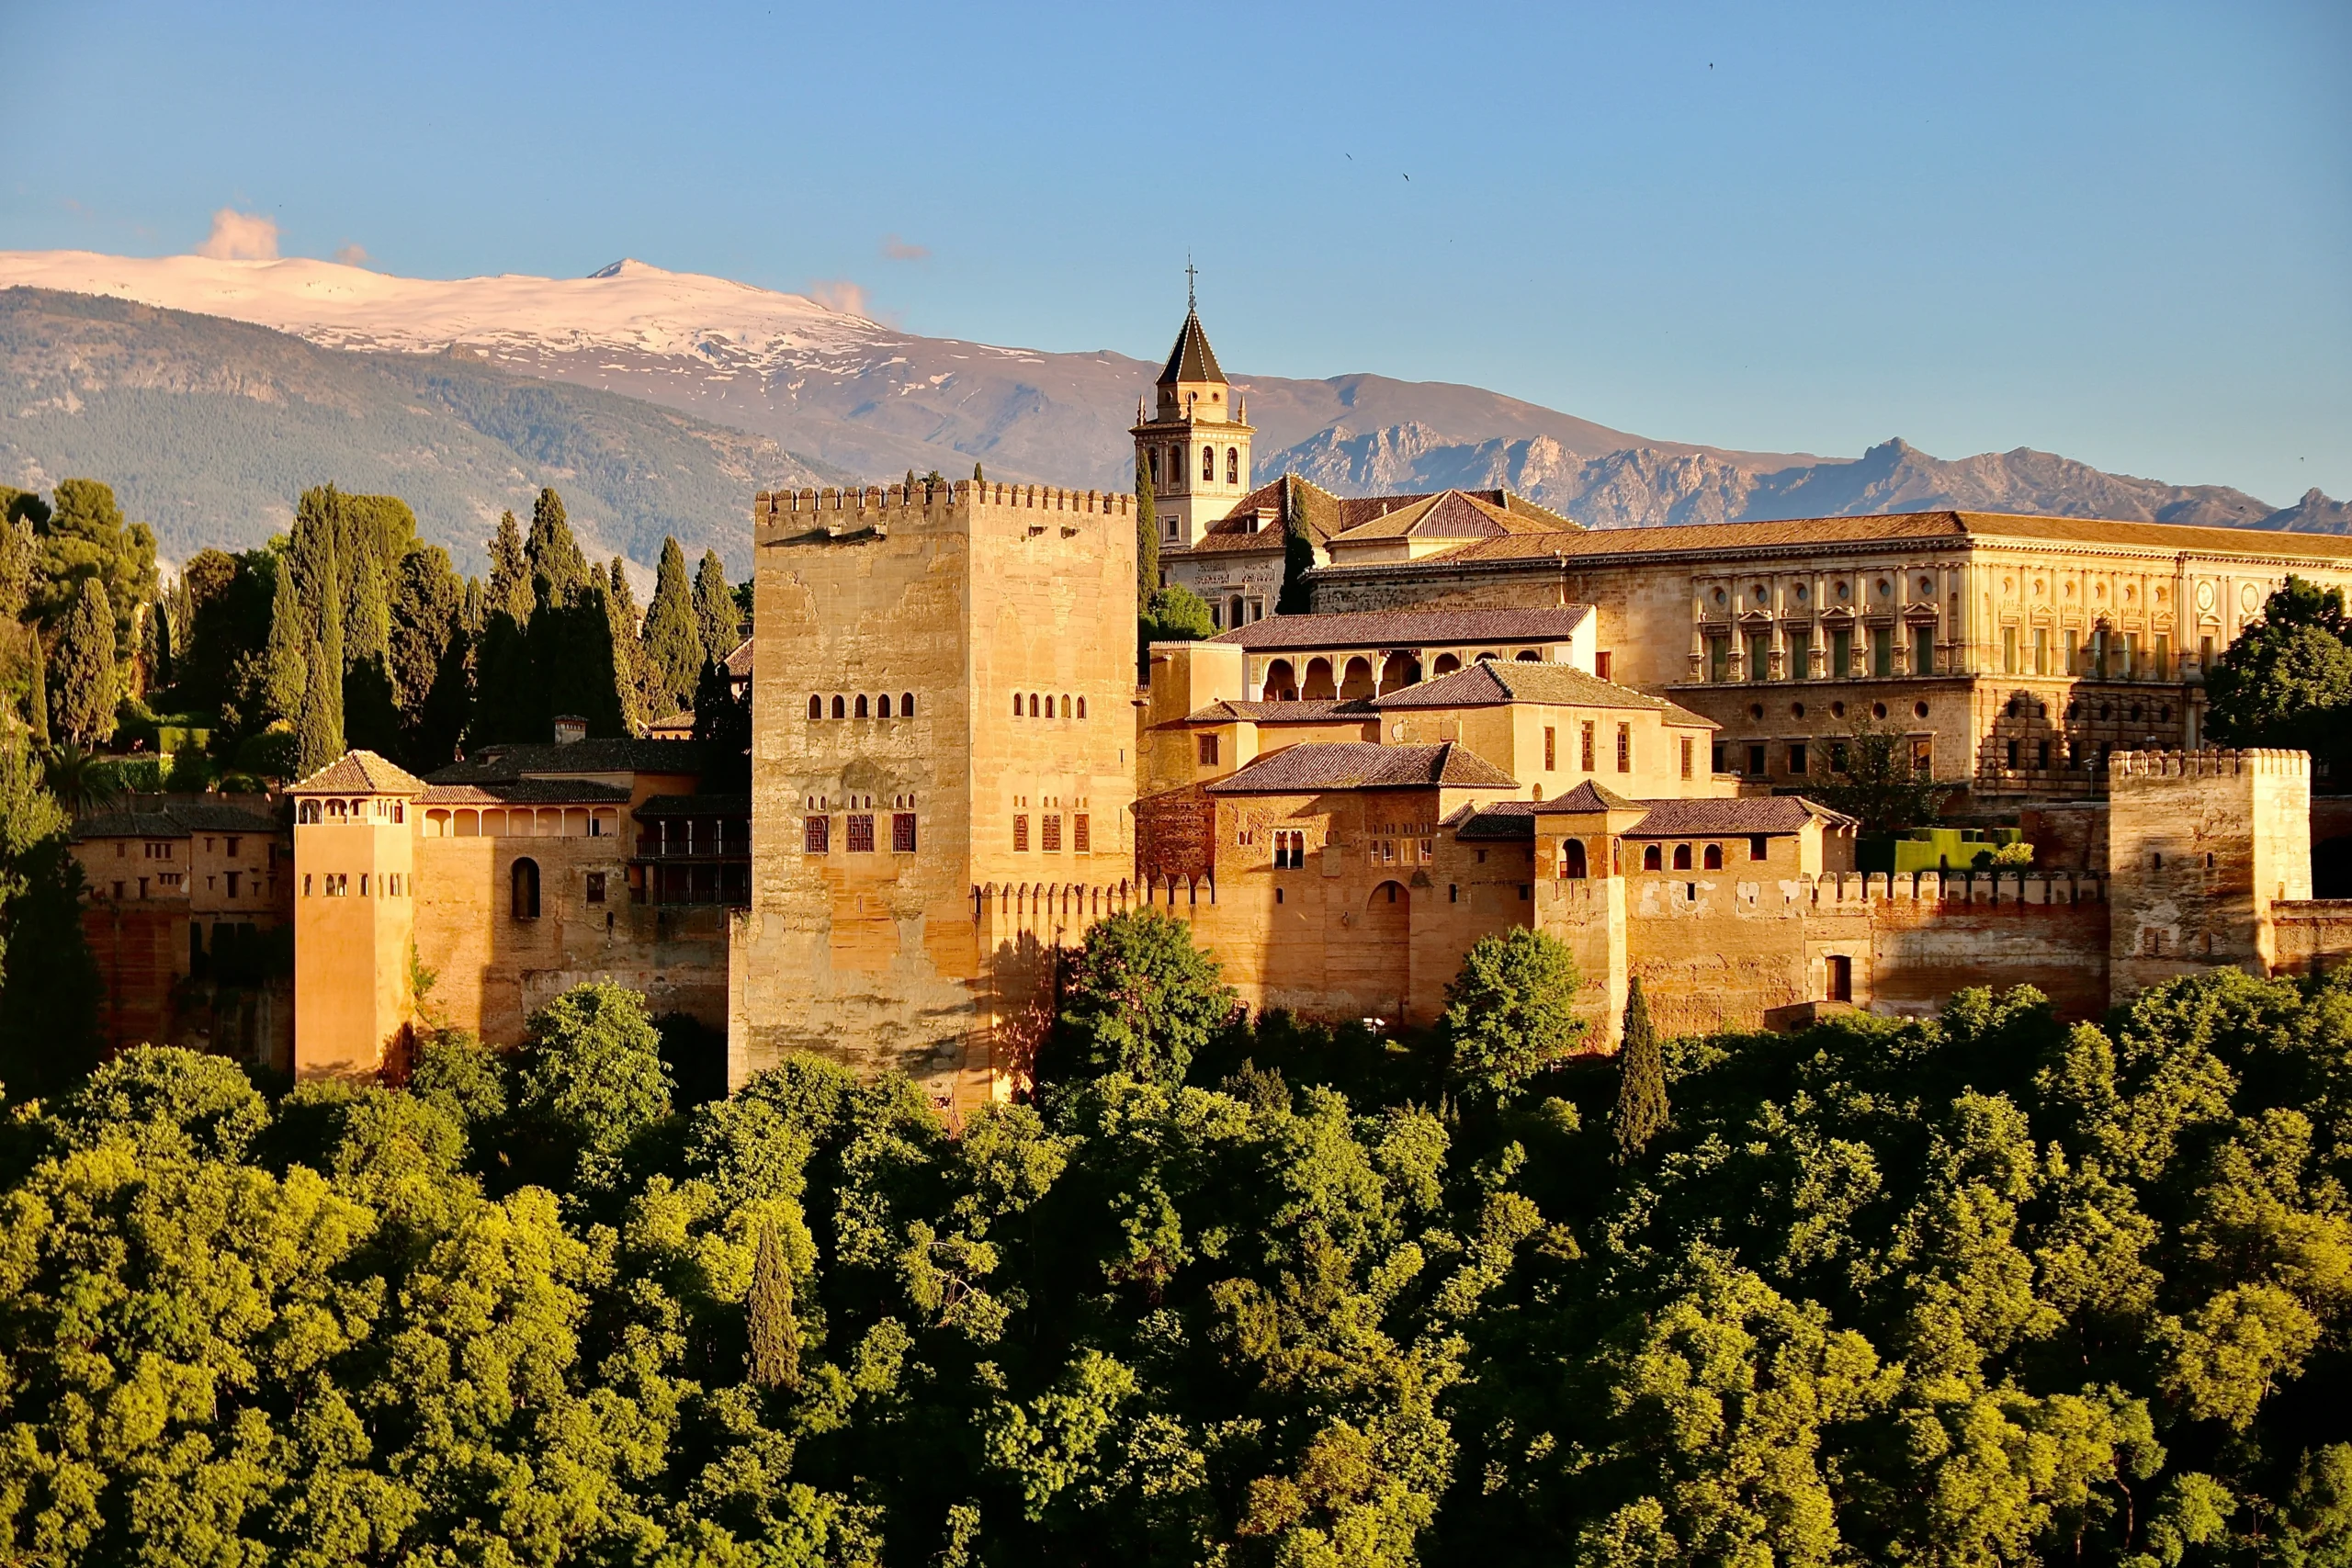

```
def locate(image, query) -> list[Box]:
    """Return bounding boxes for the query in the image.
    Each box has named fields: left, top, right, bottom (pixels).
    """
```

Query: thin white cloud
left=881, top=234, right=930, bottom=262
left=806, top=279, right=870, bottom=318
left=333, top=243, right=369, bottom=266
left=194, top=209, right=279, bottom=261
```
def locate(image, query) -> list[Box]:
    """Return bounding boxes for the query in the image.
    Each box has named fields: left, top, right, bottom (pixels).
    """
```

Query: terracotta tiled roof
left=1159, top=310, right=1226, bottom=385
left=1618, top=796, right=1856, bottom=837
left=1532, top=780, right=1644, bottom=815
left=645, top=709, right=696, bottom=738
left=1205, top=741, right=1520, bottom=794
left=1363, top=509, right=2352, bottom=569
left=1205, top=606, right=1592, bottom=651
left=417, top=779, right=634, bottom=807
left=1443, top=799, right=1540, bottom=840
left=288, top=750, right=427, bottom=795
left=1183, top=698, right=1378, bottom=723
left=723, top=637, right=753, bottom=677
left=1330, top=491, right=1569, bottom=543
left=1370, top=660, right=1714, bottom=726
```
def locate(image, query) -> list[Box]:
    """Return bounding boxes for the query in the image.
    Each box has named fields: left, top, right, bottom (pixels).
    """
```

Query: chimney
left=552, top=715, right=587, bottom=746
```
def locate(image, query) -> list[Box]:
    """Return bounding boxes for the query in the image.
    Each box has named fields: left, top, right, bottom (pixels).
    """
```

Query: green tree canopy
left=33, top=478, right=156, bottom=656
left=2205, top=575, right=2352, bottom=768
left=1053, top=909, right=1236, bottom=1085
left=513, top=980, right=673, bottom=1190
left=1441, top=927, right=1586, bottom=1100
left=50, top=578, right=117, bottom=747
left=1810, top=716, right=1951, bottom=836
left=487, top=507, right=530, bottom=623
left=526, top=486, right=590, bottom=609
left=641, top=536, right=703, bottom=716
left=695, top=548, right=741, bottom=664
left=1609, top=976, right=1667, bottom=1162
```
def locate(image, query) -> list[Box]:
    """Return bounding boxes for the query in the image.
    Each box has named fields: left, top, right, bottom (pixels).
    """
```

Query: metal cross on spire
left=1185, top=254, right=1198, bottom=312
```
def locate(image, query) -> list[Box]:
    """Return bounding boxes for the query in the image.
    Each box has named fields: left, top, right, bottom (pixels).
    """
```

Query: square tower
left=1132, top=306, right=1252, bottom=550
left=731, top=478, right=1140, bottom=1108
left=289, top=751, right=424, bottom=1078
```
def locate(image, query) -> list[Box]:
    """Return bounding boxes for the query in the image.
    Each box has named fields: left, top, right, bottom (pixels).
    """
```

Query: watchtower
left=289, top=750, right=424, bottom=1077
left=1131, top=288, right=1252, bottom=550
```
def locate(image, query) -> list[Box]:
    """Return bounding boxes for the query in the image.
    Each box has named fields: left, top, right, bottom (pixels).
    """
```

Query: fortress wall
left=2108, top=749, right=2307, bottom=997
left=2266, top=902, right=2352, bottom=978
left=413, top=835, right=727, bottom=1043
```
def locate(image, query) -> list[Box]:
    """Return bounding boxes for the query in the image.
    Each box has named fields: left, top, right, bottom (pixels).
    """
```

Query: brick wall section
left=2108, top=749, right=2311, bottom=997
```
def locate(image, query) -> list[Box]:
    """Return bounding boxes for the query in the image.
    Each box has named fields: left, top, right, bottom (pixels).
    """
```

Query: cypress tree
left=746, top=1218, right=801, bottom=1391
left=972, top=462, right=984, bottom=483
left=26, top=628, right=49, bottom=747
left=488, top=510, right=531, bottom=624
left=1610, top=976, right=1668, bottom=1165
left=695, top=549, right=740, bottom=666
left=150, top=598, right=174, bottom=691
left=641, top=537, right=702, bottom=716
left=1136, top=452, right=1159, bottom=612
left=297, top=631, right=342, bottom=777
left=526, top=488, right=589, bottom=609
left=605, top=556, right=650, bottom=727
left=1278, top=474, right=1317, bottom=615
left=345, top=544, right=391, bottom=669
left=903, top=468, right=917, bottom=498
left=263, top=558, right=308, bottom=727
left=52, top=580, right=117, bottom=748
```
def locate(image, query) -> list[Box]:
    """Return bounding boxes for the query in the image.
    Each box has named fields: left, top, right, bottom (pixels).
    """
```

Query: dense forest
left=2, top=912, right=2349, bottom=1565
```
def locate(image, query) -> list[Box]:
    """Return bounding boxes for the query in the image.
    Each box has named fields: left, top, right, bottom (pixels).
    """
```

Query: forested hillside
left=2, top=916, right=2347, bottom=1566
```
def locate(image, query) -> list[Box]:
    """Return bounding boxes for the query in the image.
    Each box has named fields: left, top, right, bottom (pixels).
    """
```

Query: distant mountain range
left=0, top=250, right=2337, bottom=574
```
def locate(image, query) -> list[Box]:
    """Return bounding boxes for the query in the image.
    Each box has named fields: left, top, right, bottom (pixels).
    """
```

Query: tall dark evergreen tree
left=52, top=580, right=116, bottom=748
left=746, top=1217, right=801, bottom=1391
left=694, top=550, right=740, bottom=667
left=1277, top=474, right=1317, bottom=615
left=487, top=510, right=531, bottom=624
left=1610, top=976, right=1668, bottom=1164
left=389, top=546, right=465, bottom=752
left=262, top=558, right=308, bottom=728
left=148, top=598, right=174, bottom=692
left=526, top=488, right=590, bottom=609
left=605, top=557, right=648, bottom=733
left=641, top=537, right=702, bottom=716
left=0, top=729, right=102, bottom=1097
left=35, top=478, right=157, bottom=657
left=1136, top=454, right=1159, bottom=612
left=25, top=630, right=48, bottom=747
left=296, top=632, right=342, bottom=778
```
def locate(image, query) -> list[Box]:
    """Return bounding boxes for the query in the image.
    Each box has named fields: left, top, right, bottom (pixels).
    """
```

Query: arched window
left=1643, top=844, right=1662, bottom=871
left=1013, top=693, right=1023, bottom=717
left=1672, top=843, right=1693, bottom=871
left=1028, top=694, right=1041, bottom=717
left=1060, top=694, right=1071, bottom=717
left=831, top=694, right=846, bottom=718
left=1076, top=696, right=1087, bottom=719
left=1563, top=839, right=1589, bottom=879
left=1702, top=843, right=1724, bottom=870
left=1227, top=446, right=1238, bottom=484
left=902, top=693, right=916, bottom=717
left=328, top=798, right=347, bottom=820
left=1147, top=448, right=1159, bottom=485
left=1203, top=445, right=1215, bottom=482
left=855, top=694, right=869, bottom=718
left=1432, top=653, right=1462, bottom=675
left=1515, top=649, right=1542, bottom=661
left=511, top=857, right=541, bottom=919
left=298, top=799, right=321, bottom=824
left=877, top=694, right=891, bottom=718
left=808, top=694, right=822, bottom=720
left=1176, top=446, right=1188, bottom=484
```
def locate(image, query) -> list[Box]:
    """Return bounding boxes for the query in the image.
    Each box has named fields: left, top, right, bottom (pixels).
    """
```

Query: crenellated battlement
left=755, top=479, right=1133, bottom=521
left=2110, top=748, right=2310, bottom=779
left=1621, top=867, right=2106, bottom=911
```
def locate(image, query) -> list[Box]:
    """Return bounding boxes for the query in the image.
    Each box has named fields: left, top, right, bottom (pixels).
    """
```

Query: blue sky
left=3, top=0, right=2346, bottom=505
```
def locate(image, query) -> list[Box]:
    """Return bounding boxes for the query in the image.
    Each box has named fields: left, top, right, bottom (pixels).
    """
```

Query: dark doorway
left=1826, top=953, right=1852, bottom=1003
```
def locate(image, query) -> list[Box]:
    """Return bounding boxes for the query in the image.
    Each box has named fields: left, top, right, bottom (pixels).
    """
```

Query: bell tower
left=1132, top=272, right=1252, bottom=550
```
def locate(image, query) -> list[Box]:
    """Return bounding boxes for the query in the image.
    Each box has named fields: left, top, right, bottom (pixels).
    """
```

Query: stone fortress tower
left=729, top=477, right=1141, bottom=1109
left=1131, top=277, right=1252, bottom=549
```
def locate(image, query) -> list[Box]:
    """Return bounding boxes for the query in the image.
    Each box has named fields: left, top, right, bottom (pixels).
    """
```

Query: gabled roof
left=1532, top=779, right=1644, bottom=815
left=433, top=738, right=707, bottom=784
left=1173, top=477, right=1577, bottom=559
left=723, top=637, right=753, bottom=678
left=1183, top=698, right=1378, bottom=724
left=289, top=750, right=426, bottom=795
left=1329, top=490, right=1571, bottom=544
left=1159, top=310, right=1226, bottom=385
left=1206, top=606, right=1592, bottom=651
left=1370, top=660, right=1715, bottom=727
left=1443, top=799, right=1541, bottom=840
left=1620, top=796, right=1857, bottom=837
left=1204, top=741, right=1519, bottom=794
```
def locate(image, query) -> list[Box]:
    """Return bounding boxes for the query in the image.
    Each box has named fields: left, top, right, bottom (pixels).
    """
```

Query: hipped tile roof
left=1329, top=490, right=1569, bottom=544
left=1183, top=698, right=1378, bottom=723
left=1532, top=780, right=1644, bottom=815
left=288, top=750, right=426, bottom=795
left=434, top=738, right=707, bottom=784
left=76, top=803, right=281, bottom=840
left=1369, top=660, right=1714, bottom=726
left=1206, top=606, right=1592, bottom=651
left=1617, top=796, right=1857, bottom=837
left=1204, top=741, right=1520, bottom=794
left=1159, top=310, right=1226, bottom=385
left=1175, top=479, right=1577, bottom=559
left=417, top=779, right=633, bottom=807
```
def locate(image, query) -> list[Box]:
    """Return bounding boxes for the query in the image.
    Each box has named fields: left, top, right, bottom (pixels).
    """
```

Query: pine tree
left=1611, top=976, right=1668, bottom=1165
left=526, top=488, right=589, bottom=609
left=746, top=1218, right=801, bottom=1391
left=641, top=537, right=702, bottom=716
left=263, top=558, right=308, bottom=727
left=1136, top=452, right=1159, bottom=612
left=52, top=580, right=117, bottom=748
left=488, top=510, right=531, bottom=624
left=695, top=550, right=740, bottom=666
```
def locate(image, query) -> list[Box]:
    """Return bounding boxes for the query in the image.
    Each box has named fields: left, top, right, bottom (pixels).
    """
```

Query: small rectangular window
left=1544, top=726, right=1556, bottom=771
left=1580, top=721, right=1596, bottom=771
left=892, top=812, right=918, bottom=852
left=1073, top=813, right=1091, bottom=854
left=1789, top=742, right=1807, bottom=775
left=1872, top=626, right=1894, bottom=677
left=1273, top=829, right=1304, bottom=869
left=1042, top=814, right=1062, bottom=852
left=2154, top=634, right=2171, bottom=681
left=1914, top=623, right=1936, bottom=674
left=1748, top=835, right=1768, bottom=861
left=804, top=816, right=830, bottom=854
left=1680, top=736, right=1694, bottom=780
left=2002, top=626, right=2018, bottom=674
left=2033, top=627, right=2050, bottom=676
left=1832, top=627, right=1853, bottom=677
left=1198, top=734, right=1220, bottom=765
left=1595, top=651, right=1613, bottom=680
left=358, top=874, right=368, bottom=897
left=848, top=813, right=876, bottom=852
left=302, top=874, right=312, bottom=897
left=1709, top=636, right=1731, bottom=682
left=1747, top=742, right=1767, bottom=775
left=585, top=872, right=605, bottom=904
left=1911, top=738, right=1934, bottom=776
left=1013, top=814, right=1030, bottom=852
left=2007, top=739, right=2020, bottom=769
left=2065, top=629, right=2081, bottom=674
left=1748, top=635, right=1770, bottom=682
left=1616, top=723, right=1632, bottom=773
left=1788, top=629, right=1811, bottom=678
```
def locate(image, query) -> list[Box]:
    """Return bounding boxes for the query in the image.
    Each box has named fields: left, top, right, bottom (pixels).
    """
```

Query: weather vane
left=1186, top=254, right=1198, bottom=312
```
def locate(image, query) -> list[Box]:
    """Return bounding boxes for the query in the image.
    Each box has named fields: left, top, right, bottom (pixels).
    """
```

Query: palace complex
left=97, top=301, right=2352, bottom=1106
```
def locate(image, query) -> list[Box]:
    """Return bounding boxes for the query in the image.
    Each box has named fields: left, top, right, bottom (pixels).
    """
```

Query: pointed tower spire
left=1132, top=276, right=1250, bottom=553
